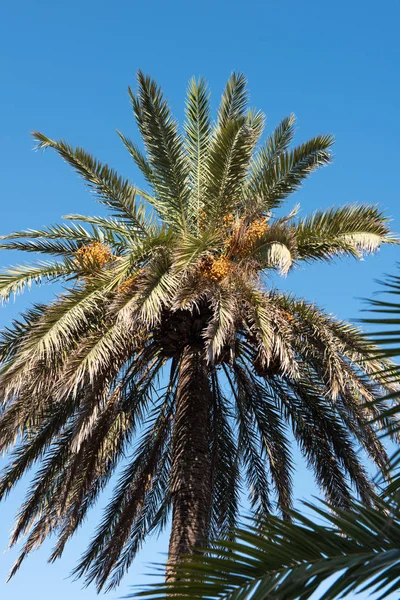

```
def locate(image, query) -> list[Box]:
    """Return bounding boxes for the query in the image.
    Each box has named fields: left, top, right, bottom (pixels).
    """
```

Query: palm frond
left=264, top=113, right=297, bottom=160
left=0, top=259, right=75, bottom=301
left=296, top=204, right=397, bottom=263
left=0, top=303, right=46, bottom=363
left=217, top=72, right=248, bottom=127
left=280, top=376, right=374, bottom=505
left=0, top=221, right=132, bottom=256
left=32, top=132, right=150, bottom=233
left=204, top=288, right=238, bottom=363
left=244, top=223, right=297, bottom=275
left=184, top=77, right=211, bottom=228
left=223, top=365, right=272, bottom=515
left=209, top=372, right=240, bottom=538
left=1, top=222, right=120, bottom=243
left=248, top=134, right=334, bottom=212
left=233, top=363, right=293, bottom=515
left=172, top=229, right=222, bottom=271
left=129, top=71, right=190, bottom=229
left=0, top=239, right=82, bottom=256
left=75, top=364, right=177, bottom=591
left=204, top=110, right=265, bottom=218
left=64, top=213, right=145, bottom=242
left=117, top=130, right=157, bottom=189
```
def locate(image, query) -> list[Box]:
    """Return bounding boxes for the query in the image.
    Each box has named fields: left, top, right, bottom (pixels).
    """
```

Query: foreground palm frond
left=0, top=71, right=398, bottom=591
left=359, top=270, right=400, bottom=502
left=135, top=496, right=400, bottom=600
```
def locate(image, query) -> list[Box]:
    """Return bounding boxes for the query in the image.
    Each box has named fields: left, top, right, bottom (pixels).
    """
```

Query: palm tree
left=0, top=72, right=397, bottom=591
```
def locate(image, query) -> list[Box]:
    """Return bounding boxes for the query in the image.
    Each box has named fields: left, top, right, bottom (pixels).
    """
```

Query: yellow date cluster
left=198, top=214, right=269, bottom=282
left=199, top=255, right=233, bottom=282
left=118, top=273, right=140, bottom=294
left=74, top=242, right=113, bottom=272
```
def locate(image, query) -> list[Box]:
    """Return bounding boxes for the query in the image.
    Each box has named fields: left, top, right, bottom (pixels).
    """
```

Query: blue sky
left=1, top=0, right=400, bottom=598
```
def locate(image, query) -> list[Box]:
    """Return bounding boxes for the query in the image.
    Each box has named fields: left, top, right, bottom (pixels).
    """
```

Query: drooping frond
left=223, top=364, right=272, bottom=515
left=232, top=363, right=293, bottom=516
left=209, top=372, right=240, bottom=538
left=0, top=259, right=76, bottom=302
left=277, top=376, right=373, bottom=506
left=0, top=303, right=47, bottom=364
left=74, top=365, right=177, bottom=591
left=4, top=346, right=163, bottom=580
left=295, top=204, right=397, bottom=262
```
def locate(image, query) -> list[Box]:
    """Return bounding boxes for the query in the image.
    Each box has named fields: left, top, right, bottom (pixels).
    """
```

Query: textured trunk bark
left=166, top=345, right=212, bottom=580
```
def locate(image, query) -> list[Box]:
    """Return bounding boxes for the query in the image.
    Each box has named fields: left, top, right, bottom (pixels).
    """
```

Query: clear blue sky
left=1, top=1, right=400, bottom=598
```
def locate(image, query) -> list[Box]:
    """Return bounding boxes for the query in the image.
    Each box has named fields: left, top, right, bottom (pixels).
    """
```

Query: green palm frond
left=134, top=497, right=400, bottom=600
left=32, top=132, right=151, bottom=233
left=117, top=130, right=157, bottom=188
left=0, top=280, right=118, bottom=399
left=0, top=303, right=46, bottom=363
left=0, top=259, right=76, bottom=301
left=233, top=363, right=293, bottom=515
left=248, top=134, right=334, bottom=212
left=223, top=364, right=272, bottom=514
left=264, top=113, right=297, bottom=160
left=204, top=110, right=265, bottom=218
left=0, top=221, right=131, bottom=255
left=217, top=72, right=249, bottom=127
left=360, top=270, right=400, bottom=497
left=129, top=71, right=190, bottom=229
left=284, top=377, right=373, bottom=505
left=4, top=351, right=162, bottom=577
left=184, top=77, right=212, bottom=228
left=205, top=288, right=238, bottom=363
left=296, top=204, right=397, bottom=262
left=133, top=254, right=180, bottom=326
left=209, top=372, right=240, bottom=538
left=64, top=213, right=146, bottom=241
left=0, top=239, right=81, bottom=256
left=74, top=373, right=176, bottom=592
left=47, top=389, right=137, bottom=563
left=362, top=271, right=400, bottom=352
left=1, top=222, right=112, bottom=242
left=172, top=230, right=221, bottom=271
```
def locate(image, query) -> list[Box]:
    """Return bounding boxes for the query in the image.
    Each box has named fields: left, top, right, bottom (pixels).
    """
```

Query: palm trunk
left=166, top=345, right=212, bottom=580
